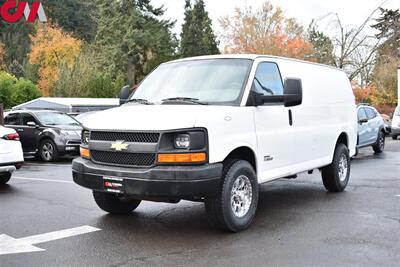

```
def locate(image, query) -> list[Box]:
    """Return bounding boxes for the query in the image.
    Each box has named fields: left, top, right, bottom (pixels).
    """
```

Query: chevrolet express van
left=73, top=55, right=357, bottom=232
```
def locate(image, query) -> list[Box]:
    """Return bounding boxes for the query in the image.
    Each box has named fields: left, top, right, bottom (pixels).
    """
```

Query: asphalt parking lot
left=1, top=138, right=399, bottom=267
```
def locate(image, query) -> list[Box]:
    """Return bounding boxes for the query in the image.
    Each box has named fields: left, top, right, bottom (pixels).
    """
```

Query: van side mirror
left=119, top=85, right=131, bottom=105
left=283, top=78, right=302, bottom=107
left=250, top=78, right=303, bottom=107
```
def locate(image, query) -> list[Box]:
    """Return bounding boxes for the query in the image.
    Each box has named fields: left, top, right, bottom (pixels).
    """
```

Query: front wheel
left=39, top=139, right=59, bottom=162
left=0, top=173, right=11, bottom=185
left=372, top=131, right=385, bottom=153
left=93, top=191, right=141, bottom=214
left=321, top=143, right=350, bottom=192
left=205, top=160, right=258, bottom=232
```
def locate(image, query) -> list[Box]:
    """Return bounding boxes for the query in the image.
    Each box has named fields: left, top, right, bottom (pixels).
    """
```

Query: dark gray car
left=4, top=110, right=82, bottom=161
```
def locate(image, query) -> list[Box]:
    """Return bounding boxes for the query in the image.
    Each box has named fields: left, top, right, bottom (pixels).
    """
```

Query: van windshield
left=130, top=59, right=252, bottom=106
left=395, top=107, right=400, bottom=116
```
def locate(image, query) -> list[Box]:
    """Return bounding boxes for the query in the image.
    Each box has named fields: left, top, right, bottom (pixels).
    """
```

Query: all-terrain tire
left=93, top=191, right=141, bottom=214
left=321, top=143, right=350, bottom=192
left=205, top=160, right=258, bottom=232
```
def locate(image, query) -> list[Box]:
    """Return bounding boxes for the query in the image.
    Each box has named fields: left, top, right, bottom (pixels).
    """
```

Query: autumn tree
left=28, top=24, right=82, bottom=96
left=219, top=1, right=313, bottom=60
left=180, top=0, right=220, bottom=57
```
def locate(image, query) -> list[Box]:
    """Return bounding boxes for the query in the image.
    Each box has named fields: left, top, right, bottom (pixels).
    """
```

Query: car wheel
left=39, top=139, right=59, bottom=162
left=0, top=173, right=11, bottom=185
left=93, top=191, right=141, bottom=214
left=205, top=160, right=258, bottom=232
left=393, top=135, right=398, bottom=140
left=373, top=131, right=385, bottom=153
left=321, top=143, right=350, bottom=192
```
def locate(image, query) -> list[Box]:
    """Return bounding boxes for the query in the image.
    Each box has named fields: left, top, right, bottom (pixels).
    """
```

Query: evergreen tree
left=307, top=26, right=335, bottom=65
left=94, top=0, right=177, bottom=85
left=180, top=0, right=219, bottom=57
left=45, top=0, right=97, bottom=42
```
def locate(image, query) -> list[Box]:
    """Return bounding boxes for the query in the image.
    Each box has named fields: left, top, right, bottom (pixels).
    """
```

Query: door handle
left=17, top=129, right=24, bottom=132
left=288, top=110, right=293, bottom=126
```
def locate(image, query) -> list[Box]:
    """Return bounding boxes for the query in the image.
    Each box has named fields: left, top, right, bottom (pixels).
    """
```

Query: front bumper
left=391, top=126, right=400, bottom=135
left=72, top=157, right=223, bottom=199
left=56, top=139, right=81, bottom=155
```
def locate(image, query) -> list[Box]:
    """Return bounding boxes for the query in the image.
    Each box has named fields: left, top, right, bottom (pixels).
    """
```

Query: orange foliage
left=29, top=24, right=82, bottom=96
left=219, top=2, right=314, bottom=60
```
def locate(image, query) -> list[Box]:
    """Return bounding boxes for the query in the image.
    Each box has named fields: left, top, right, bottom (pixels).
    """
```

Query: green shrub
left=0, top=71, right=16, bottom=109
left=11, top=78, right=42, bottom=106
left=0, top=71, right=41, bottom=109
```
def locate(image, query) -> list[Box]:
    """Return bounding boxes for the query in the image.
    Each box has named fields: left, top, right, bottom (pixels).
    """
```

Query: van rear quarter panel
left=274, top=58, right=357, bottom=168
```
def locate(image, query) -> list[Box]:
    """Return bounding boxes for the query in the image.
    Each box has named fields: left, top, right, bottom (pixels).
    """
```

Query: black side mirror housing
left=250, top=78, right=303, bottom=107
left=358, top=118, right=368, bottom=124
left=119, top=85, right=131, bottom=105
left=283, top=78, right=303, bottom=107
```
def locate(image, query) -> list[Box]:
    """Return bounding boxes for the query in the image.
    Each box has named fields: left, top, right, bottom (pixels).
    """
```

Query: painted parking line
left=0, top=225, right=101, bottom=255
left=12, top=177, right=74, bottom=184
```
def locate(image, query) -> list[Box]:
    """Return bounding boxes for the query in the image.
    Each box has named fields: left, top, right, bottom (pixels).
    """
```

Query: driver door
left=253, top=61, right=294, bottom=182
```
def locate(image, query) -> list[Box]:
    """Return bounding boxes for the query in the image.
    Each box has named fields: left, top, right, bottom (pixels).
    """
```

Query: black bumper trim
left=72, top=157, right=223, bottom=198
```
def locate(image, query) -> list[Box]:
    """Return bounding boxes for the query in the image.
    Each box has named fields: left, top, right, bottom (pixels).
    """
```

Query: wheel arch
left=223, top=146, right=257, bottom=174
left=336, top=132, right=349, bottom=147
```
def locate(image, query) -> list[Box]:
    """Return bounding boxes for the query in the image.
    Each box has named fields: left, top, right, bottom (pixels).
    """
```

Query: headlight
left=60, top=130, right=80, bottom=136
left=82, top=130, right=89, bottom=145
left=174, top=134, right=190, bottom=149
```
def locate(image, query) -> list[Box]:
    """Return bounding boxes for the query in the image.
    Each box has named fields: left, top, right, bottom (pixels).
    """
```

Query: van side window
left=4, top=113, right=21, bottom=125
left=357, top=108, right=367, bottom=121
left=365, top=108, right=376, bottom=120
left=253, top=62, right=284, bottom=96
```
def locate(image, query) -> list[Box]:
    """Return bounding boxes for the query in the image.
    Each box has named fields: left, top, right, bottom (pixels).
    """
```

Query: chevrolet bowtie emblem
left=111, top=140, right=129, bottom=151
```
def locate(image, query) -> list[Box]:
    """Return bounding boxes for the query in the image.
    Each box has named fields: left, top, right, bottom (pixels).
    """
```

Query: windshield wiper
left=161, top=97, right=208, bottom=105
left=125, top=98, right=153, bottom=105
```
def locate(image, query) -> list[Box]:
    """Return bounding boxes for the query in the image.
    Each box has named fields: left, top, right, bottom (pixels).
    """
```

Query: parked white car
left=391, top=106, right=400, bottom=140
left=72, top=55, right=357, bottom=232
left=0, top=125, right=24, bottom=184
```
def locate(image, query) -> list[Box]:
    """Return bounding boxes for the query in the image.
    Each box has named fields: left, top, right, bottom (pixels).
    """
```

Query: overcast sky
left=151, top=0, right=399, bottom=37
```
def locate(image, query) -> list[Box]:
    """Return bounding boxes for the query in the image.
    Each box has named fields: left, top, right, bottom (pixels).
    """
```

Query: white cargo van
left=73, top=55, right=357, bottom=232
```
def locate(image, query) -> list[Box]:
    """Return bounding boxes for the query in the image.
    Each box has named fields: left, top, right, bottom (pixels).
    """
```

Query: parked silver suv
left=356, top=104, right=385, bottom=154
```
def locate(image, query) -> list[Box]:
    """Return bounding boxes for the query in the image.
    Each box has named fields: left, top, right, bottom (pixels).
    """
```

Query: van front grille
left=90, top=131, right=160, bottom=143
left=90, top=150, right=156, bottom=167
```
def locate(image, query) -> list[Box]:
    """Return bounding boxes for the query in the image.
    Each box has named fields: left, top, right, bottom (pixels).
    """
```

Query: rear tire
left=372, top=131, right=385, bottom=153
left=0, top=173, right=11, bottom=185
left=39, top=139, right=59, bottom=162
left=393, top=135, right=398, bottom=140
left=205, top=160, right=258, bottom=232
left=321, top=143, right=350, bottom=192
left=93, top=191, right=141, bottom=214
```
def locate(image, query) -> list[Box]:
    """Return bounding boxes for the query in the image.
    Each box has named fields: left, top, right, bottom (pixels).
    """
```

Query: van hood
left=82, top=104, right=239, bottom=131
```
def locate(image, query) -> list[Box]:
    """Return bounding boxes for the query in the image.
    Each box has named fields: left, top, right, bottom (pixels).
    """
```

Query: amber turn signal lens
left=158, top=153, right=206, bottom=163
left=80, top=147, right=90, bottom=159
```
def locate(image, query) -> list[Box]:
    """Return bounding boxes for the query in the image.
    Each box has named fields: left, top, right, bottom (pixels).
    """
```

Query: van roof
left=169, top=54, right=344, bottom=72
